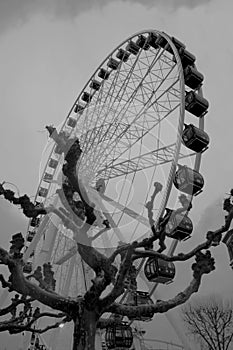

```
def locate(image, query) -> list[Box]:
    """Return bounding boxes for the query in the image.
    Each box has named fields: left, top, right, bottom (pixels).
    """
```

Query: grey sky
left=0, top=0, right=212, bottom=34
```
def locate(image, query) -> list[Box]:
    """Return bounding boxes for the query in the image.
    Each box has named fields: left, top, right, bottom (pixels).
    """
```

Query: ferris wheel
left=22, top=29, right=209, bottom=349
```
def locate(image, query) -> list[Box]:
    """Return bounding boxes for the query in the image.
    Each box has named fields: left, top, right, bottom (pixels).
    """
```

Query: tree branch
left=0, top=311, right=68, bottom=334
left=133, top=240, right=210, bottom=262
left=0, top=183, right=47, bottom=218
left=132, top=225, right=227, bottom=264
left=0, top=247, right=13, bottom=265
left=0, top=248, right=77, bottom=314
left=107, top=243, right=130, bottom=265
left=84, top=270, right=110, bottom=311
left=183, top=311, right=216, bottom=350
left=77, top=244, right=117, bottom=283
left=0, top=296, right=34, bottom=316
left=99, top=244, right=136, bottom=311
left=181, top=298, right=233, bottom=350
left=145, top=182, right=163, bottom=228
left=0, top=273, right=12, bottom=289
left=105, top=251, right=215, bottom=317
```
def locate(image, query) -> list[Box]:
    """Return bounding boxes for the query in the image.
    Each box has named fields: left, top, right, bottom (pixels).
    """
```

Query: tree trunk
left=72, top=310, right=98, bottom=350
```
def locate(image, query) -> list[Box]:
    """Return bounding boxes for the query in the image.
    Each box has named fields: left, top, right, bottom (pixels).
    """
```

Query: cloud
left=0, top=0, right=212, bottom=35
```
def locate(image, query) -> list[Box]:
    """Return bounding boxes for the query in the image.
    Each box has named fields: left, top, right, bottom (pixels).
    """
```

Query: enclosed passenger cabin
left=163, top=36, right=186, bottom=55
left=38, top=187, right=48, bottom=198
left=105, top=323, right=133, bottom=350
left=165, top=212, right=193, bottom=240
left=147, top=32, right=159, bottom=49
left=155, top=34, right=172, bottom=53
left=43, top=173, right=53, bottom=182
left=74, top=104, right=85, bottom=114
left=23, top=262, right=33, bottom=274
left=26, top=231, right=35, bottom=242
left=154, top=34, right=187, bottom=55
left=116, top=48, right=130, bottom=62
left=107, top=58, right=120, bottom=70
left=67, top=117, right=77, bottom=128
left=90, top=79, right=101, bottom=91
left=184, top=65, right=204, bottom=90
left=30, top=217, right=40, bottom=227
left=98, top=68, right=110, bottom=80
left=48, top=159, right=58, bottom=169
left=126, top=40, right=140, bottom=55
left=171, top=36, right=186, bottom=52
left=136, top=35, right=150, bottom=50
left=144, top=257, right=175, bottom=284
left=182, top=124, right=210, bottom=153
left=81, top=92, right=92, bottom=103
left=125, top=291, right=154, bottom=321
left=155, top=34, right=168, bottom=48
left=185, top=91, right=209, bottom=118
left=178, top=49, right=196, bottom=68
left=173, top=165, right=204, bottom=196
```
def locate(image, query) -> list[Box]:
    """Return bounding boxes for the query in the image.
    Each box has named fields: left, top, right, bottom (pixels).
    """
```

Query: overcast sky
left=0, top=0, right=212, bottom=35
left=0, top=0, right=233, bottom=349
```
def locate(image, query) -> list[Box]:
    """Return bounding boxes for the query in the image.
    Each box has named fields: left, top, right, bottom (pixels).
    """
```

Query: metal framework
left=0, top=29, right=208, bottom=350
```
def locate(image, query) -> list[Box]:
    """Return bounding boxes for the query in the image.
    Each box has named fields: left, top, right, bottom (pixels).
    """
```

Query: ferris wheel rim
left=27, top=29, right=186, bottom=228
left=24, top=30, right=205, bottom=304
left=25, top=30, right=187, bottom=265
left=19, top=30, right=210, bottom=350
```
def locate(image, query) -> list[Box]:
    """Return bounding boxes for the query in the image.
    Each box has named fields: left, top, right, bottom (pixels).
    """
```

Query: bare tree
left=182, top=296, right=233, bottom=350
left=0, top=125, right=231, bottom=350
